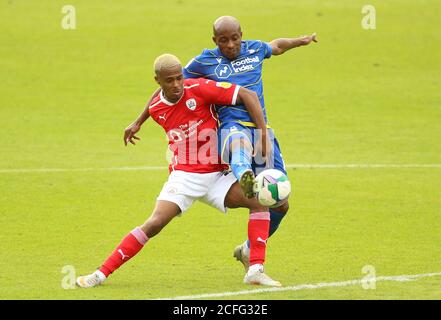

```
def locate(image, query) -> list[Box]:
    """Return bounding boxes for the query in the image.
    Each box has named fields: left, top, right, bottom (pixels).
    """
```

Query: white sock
left=94, top=270, right=107, bottom=281
left=248, top=264, right=264, bottom=274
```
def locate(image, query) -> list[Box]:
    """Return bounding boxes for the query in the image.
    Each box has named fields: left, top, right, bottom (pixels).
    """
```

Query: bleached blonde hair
left=153, top=53, right=181, bottom=75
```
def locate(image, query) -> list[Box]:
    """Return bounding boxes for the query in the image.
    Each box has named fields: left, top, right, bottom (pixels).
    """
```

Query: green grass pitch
left=0, top=0, right=440, bottom=299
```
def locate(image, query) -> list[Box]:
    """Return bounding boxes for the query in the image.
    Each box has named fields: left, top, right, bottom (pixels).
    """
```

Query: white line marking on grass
left=155, top=271, right=441, bottom=300
left=286, top=164, right=441, bottom=169
left=1, top=164, right=441, bottom=173
left=0, top=166, right=167, bottom=173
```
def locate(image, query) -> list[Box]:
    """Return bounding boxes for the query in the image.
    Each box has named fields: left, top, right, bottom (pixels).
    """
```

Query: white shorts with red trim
left=157, top=170, right=236, bottom=213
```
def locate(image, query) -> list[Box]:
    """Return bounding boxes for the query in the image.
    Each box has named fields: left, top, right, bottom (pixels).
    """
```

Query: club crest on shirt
left=186, top=98, right=197, bottom=111
left=215, top=64, right=232, bottom=79
left=167, top=187, right=177, bottom=195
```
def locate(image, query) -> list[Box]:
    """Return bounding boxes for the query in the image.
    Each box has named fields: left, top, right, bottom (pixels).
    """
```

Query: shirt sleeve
left=183, top=58, right=206, bottom=79
left=197, top=79, right=240, bottom=106
left=262, top=41, right=272, bottom=59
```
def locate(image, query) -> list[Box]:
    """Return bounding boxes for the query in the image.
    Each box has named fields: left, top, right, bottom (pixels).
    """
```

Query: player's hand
left=300, top=32, right=318, bottom=45
left=124, top=122, right=141, bottom=146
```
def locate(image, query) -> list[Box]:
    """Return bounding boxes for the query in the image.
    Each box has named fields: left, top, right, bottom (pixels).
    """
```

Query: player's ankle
left=98, top=267, right=111, bottom=278
left=248, top=264, right=264, bottom=273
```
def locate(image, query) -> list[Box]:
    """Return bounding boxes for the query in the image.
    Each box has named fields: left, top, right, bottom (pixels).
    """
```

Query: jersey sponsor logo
left=231, top=56, right=260, bottom=73
left=167, top=120, right=204, bottom=143
left=169, top=129, right=184, bottom=142
left=215, top=64, right=232, bottom=79
left=158, top=113, right=167, bottom=121
left=216, top=82, right=232, bottom=89
left=216, top=58, right=222, bottom=64
left=186, top=98, right=197, bottom=111
left=186, top=120, right=203, bottom=137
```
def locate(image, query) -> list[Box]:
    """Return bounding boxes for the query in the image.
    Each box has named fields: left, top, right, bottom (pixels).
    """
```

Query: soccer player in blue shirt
left=183, top=16, right=317, bottom=270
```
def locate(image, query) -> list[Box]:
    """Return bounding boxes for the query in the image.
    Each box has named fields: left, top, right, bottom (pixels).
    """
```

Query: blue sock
left=269, top=209, right=286, bottom=237
left=230, top=141, right=252, bottom=180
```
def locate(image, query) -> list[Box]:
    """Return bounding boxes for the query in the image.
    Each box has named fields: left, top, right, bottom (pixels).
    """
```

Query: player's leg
left=76, top=171, right=196, bottom=288
left=139, top=200, right=181, bottom=238
left=234, top=134, right=290, bottom=267
left=234, top=201, right=289, bottom=270
left=267, top=137, right=290, bottom=237
left=97, top=200, right=180, bottom=279
left=252, top=129, right=290, bottom=237
left=219, top=123, right=255, bottom=198
left=223, top=180, right=281, bottom=287
left=76, top=200, right=181, bottom=288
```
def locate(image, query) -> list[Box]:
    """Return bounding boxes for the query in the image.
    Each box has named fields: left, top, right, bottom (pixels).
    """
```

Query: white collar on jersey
left=159, top=90, right=184, bottom=106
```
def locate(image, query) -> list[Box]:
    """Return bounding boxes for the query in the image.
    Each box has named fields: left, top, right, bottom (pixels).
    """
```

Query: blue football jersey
left=183, top=40, right=272, bottom=126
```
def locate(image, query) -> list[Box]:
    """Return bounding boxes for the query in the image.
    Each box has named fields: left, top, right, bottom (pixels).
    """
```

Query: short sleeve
left=262, top=41, right=272, bottom=59
left=197, top=79, right=240, bottom=106
left=183, top=58, right=206, bottom=79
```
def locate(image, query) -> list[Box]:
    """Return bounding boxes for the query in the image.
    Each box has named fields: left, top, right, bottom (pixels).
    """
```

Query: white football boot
left=233, top=241, right=250, bottom=271
left=76, top=270, right=106, bottom=288
left=244, top=264, right=282, bottom=287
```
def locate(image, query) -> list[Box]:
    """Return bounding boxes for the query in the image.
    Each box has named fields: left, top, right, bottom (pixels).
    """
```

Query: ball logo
left=186, top=98, right=197, bottom=111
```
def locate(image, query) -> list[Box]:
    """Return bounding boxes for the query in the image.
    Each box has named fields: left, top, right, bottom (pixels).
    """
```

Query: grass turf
left=0, top=0, right=440, bottom=299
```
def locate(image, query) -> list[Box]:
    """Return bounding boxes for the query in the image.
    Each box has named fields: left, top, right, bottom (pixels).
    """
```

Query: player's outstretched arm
left=235, top=87, right=270, bottom=158
left=124, top=88, right=161, bottom=146
left=269, top=32, right=317, bottom=55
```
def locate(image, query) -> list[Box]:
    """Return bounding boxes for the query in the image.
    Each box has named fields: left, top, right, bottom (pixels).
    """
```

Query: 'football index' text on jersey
left=215, top=56, right=260, bottom=78
left=231, top=56, right=260, bottom=73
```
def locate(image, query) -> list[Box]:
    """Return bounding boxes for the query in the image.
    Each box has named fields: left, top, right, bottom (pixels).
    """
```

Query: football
left=255, top=169, right=291, bottom=207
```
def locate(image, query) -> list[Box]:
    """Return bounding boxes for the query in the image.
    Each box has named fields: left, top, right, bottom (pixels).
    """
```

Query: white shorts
left=157, top=170, right=237, bottom=213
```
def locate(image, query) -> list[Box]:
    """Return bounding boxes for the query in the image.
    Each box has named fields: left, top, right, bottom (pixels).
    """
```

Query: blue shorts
left=218, top=122, right=287, bottom=176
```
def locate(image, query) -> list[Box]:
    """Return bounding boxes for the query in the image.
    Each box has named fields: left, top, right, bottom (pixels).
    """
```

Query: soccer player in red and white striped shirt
left=76, top=54, right=281, bottom=288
